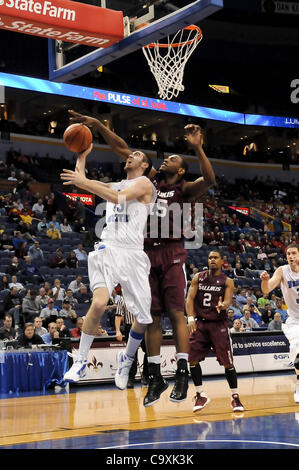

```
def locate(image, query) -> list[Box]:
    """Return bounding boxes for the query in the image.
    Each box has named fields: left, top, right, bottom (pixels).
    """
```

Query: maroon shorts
left=145, top=242, right=187, bottom=314
left=188, top=319, right=234, bottom=368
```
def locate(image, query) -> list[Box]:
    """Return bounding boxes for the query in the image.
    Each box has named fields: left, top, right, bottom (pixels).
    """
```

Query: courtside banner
left=0, top=0, right=124, bottom=47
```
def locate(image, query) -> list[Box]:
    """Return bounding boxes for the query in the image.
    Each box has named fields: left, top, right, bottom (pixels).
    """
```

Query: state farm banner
left=0, top=0, right=124, bottom=47
left=63, top=192, right=94, bottom=206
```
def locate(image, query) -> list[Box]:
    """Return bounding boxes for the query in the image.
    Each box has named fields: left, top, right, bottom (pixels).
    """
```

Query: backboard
left=48, top=0, right=223, bottom=83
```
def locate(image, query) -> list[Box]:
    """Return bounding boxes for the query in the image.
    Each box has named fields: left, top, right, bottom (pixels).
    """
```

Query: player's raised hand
left=60, top=167, right=87, bottom=189
left=260, top=271, right=270, bottom=281
left=68, top=109, right=99, bottom=130
left=216, top=296, right=225, bottom=314
left=77, top=144, right=93, bottom=159
left=184, top=124, right=203, bottom=147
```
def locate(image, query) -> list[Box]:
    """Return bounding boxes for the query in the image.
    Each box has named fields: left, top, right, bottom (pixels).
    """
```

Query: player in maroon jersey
left=67, top=110, right=215, bottom=406
left=186, top=250, right=244, bottom=412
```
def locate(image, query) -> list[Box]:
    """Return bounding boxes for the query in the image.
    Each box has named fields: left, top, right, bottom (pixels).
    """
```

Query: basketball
left=63, top=123, right=93, bottom=153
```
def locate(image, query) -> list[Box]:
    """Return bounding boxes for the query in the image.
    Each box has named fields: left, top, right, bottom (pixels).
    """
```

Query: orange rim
left=144, top=25, right=202, bottom=49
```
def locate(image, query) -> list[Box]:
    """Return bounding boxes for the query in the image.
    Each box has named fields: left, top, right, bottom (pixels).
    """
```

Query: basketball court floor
left=1, top=371, right=298, bottom=450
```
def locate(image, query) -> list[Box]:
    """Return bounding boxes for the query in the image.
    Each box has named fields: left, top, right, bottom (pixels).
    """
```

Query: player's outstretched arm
left=260, top=267, right=283, bottom=294
left=183, top=124, right=216, bottom=199
left=68, top=109, right=131, bottom=161
left=185, top=274, right=199, bottom=334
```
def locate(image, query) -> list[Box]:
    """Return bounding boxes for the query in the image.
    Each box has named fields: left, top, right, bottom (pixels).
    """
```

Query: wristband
left=187, top=316, right=195, bottom=324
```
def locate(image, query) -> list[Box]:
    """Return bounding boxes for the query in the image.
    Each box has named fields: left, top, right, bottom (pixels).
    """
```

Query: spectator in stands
left=257, top=248, right=268, bottom=261
left=0, top=233, right=14, bottom=251
left=68, top=275, right=85, bottom=294
left=273, top=216, right=283, bottom=239
left=245, top=287, right=257, bottom=304
left=233, top=262, right=246, bottom=279
left=74, top=243, right=88, bottom=261
left=56, top=317, right=72, bottom=338
left=67, top=250, right=78, bottom=269
left=236, top=289, right=248, bottom=307
left=50, top=248, right=67, bottom=269
left=261, top=304, right=275, bottom=325
left=15, top=240, right=28, bottom=260
left=223, top=263, right=235, bottom=279
left=40, top=298, right=59, bottom=326
left=257, top=293, right=270, bottom=310
left=22, top=289, right=40, bottom=322
left=73, top=197, right=85, bottom=221
left=228, top=297, right=243, bottom=318
left=46, top=222, right=61, bottom=240
left=63, top=288, right=78, bottom=308
left=60, top=217, right=72, bottom=233
left=8, top=275, right=24, bottom=292
left=21, top=256, right=43, bottom=284
left=33, top=316, right=47, bottom=337
left=47, top=215, right=61, bottom=231
left=36, top=287, right=50, bottom=310
left=248, top=304, right=263, bottom=326
left=37, top=216, right=48, bottom=233
left=74, top=217, right=89, bottom=236
left=16, top=322, right=45, bottom=349
left=274, top=298, right=288, bottom=322
left=3, top=286, right=22, bottom=328
left=59, top=299, right=77, bottom=322
left=74, top=285, right=92, bottom=304
left=240, top=308, right=260, bottom=331
left=8, top=171, right=17, bottom=182
left=243, top=257, right=256, bottom=270
left=41, top=322, right=59, bottom=345
left=43, top=281, right=53, bottom=297
left=28, top=240, right=44, bottom=262
left=0, top=314, right=17, bottom=340
left=0, top=274, right=9, bottom=290
left=95, top=322, right=108, bottom=337
left=45, top=193, right=58, bottom=218
left=6, top=256, right=22, bottom=277
left=227, top=308, right=235, bottom=328
left=12, top=231, right=24, bottom=251
left=52, top=278, right=66, bottom=301
left=267, top=312, right=283, bottom=331
left=32, top=198, right=44, bottom=218
left=230, top=319, right=245, bottom=334
left=8, top=206, right=20, bottom=223
left=71, top=317, right=84, bottom=338
left=269, top=293, right=277, bottom=310
left=232, top=255, right=244, bottom=269
left=16, top=221, right=36, bottom=242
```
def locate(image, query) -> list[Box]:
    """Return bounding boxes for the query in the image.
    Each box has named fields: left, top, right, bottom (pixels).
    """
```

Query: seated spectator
left=15, top=240, right=28, bottom=260
left=230, top=319, right=245, bottom=334
left=74, top=285, right=92, bottom=304
left=6, top=256, right=23, bottom=277
left=68, top=275, right=85, bottom=294
left=3, top=286, right=22, bottom=328
left=40, top=298, right=59, bottom=326
left=8, top=206, right=20, bottom=223
left=233, top=262, right=245, bottom=279
left=28, top=240, right=44, bottom=262
left=269, top=293, right=277, bottom=310
left=261, top=304, right=275, bottom=325
left=36, top=287, right=50, bottom=310
left=37, top=216, right=48, bottom=233
left=227, top=308, right=235, bottom=328
left=8, top=275, right=24, bottom=292
left=21, top=256, right=43, bottom=283
left=73, top=197, right=85, bottom=220
left=22, top=289, right=40, bottom=322
left=43, top=281, right=53, bottom=297
left=268, top=312, right=283, bottom=331
left=257, top=293, right=270, bottom=310
left=16, top=322, right=45, bottom=348
left=240, top=308, right=260, bottom=331
left=33, top=316, right=47, bottom=337
left=71, top=317, right=84, bottom=338
left=64, top=288, right=78, bottom=308
left=52, top=278, right=66, bottom=301
left=56, top=317, right=72, bottom=338
left=257, top=248, right=268, bottom=261
left=12, top=231, right=25, bottom=251
left=0, top=314, right=17, bottom=340
left=274, top=298, right=288, bottom=322
left=32, top=198, right=44, bottom=218
left=0, top=274, right=9, bottom=290
left=60, top=217, right=72, bottom=233
left=46, top=223, right=61, bottom=240
left=47, top=214, right=61, bottom=231
left=74, top=243, right=88, bottom=261
left=41, top=322, right=60, bottom=345
left=74, top=217, right=89, bottom=235
left=236, top=289, right=248, bottom=308
left=50, top=248, right=67, bottom=269
left=67, top=250, right=78, bottom=269
left=0, top=233, right=14, bottom=251
left=95, top=322, right=108, bottom=337
left=223, top=263, right=235, bottom=279
left=246, top=287, right=257, bottom=304
left=228, top=297, right=243, bottom=318
left=243, top=257, right=256, bottom=270
left=248, top=303, right=263, bottom=325
left=59, top=300, right=77, bottom=322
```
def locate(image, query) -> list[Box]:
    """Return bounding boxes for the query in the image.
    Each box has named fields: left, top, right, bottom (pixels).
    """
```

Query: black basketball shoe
left=143, top=363, right=168, bottom=407
left=169, top=359, right=189, bottom=402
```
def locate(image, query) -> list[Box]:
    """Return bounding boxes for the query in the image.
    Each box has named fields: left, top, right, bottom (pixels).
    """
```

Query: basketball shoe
left=143, top=363, right=169, bottom=407
left=115, top=351, right=134, bottom=390
left=193, top=392, right=210, bottom=412
left=169, top=359, right=189, bottom=402
left=231, top=393, right=244, bottom=412
left=64, top=352, right=87, bottom=382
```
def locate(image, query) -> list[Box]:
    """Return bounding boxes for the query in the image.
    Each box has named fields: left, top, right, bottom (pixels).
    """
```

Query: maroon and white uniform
left=188, top=270, right=234, bottom=367
left=144, top=175, right=188, bottom=314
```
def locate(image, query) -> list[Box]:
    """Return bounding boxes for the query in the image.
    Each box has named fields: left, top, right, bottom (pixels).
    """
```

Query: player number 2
left=203, top=293, right=212, bottom=307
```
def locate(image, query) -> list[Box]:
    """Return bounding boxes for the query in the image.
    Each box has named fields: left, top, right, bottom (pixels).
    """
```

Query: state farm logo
left=3, top=0, right=76, bottom=21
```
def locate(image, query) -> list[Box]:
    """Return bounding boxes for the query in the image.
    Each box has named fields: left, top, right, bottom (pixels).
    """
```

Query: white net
left=142, top=25, right=202, bottom=101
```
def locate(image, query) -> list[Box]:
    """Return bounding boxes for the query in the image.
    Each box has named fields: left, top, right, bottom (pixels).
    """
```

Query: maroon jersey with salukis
left=194, top=270, right=227, bottom=322
left=145, top=175, right=188, bottom=245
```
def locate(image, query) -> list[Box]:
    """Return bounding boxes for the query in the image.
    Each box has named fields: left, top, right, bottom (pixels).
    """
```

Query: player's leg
left=294, top=354, right=299, bottom=403
left=64, top=287, right=110, bottom=382
left=123, top=323, right=137, bottom=389
left=190, top=361, right=211, bottom=411
left=282, top=320, right=299, bottom=403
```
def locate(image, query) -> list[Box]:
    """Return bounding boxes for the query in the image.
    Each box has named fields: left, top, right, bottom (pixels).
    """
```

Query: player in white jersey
left=60, top=144, right=156, bottom=389
left=260, top=243, right=299, bottom=402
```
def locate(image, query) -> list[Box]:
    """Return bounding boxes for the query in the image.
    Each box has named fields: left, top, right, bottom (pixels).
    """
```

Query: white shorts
left=282, top=316, right=299, bottom=364
left=88, top=242, right=152, bottom=325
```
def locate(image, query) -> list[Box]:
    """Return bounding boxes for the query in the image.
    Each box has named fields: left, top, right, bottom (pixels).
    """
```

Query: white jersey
left=101, top=176, right=156, bottom=250
left=280, top=264, right=299, bottom=320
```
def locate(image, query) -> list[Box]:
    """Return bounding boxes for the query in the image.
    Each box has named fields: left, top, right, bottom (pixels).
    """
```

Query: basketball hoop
left=142, top=25, right=203, bottom=101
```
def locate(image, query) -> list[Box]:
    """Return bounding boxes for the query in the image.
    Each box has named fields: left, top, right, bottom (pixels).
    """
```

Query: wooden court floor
left=1, top=372, right=299, bottom=449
